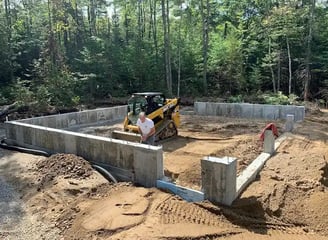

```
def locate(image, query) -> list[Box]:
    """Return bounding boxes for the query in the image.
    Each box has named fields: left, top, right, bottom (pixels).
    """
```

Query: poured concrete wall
left=18, top=106, right=127, bottom=129
left=194, top=102, right=305, bottom=121
left=4, top=105, right=164, bottom=187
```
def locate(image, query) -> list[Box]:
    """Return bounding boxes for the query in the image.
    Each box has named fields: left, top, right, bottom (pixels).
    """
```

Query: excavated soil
left=0, top=108, right=328, bottom=240
left=36, top=153, right=94, bottom=188
left=162, top=115, right=273, bottom=189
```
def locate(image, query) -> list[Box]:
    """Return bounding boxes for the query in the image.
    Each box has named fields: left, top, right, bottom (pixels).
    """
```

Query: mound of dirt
left=235, top=135, right=328, bottom=236
left=36, top=154, right=94, bottom=187
left=214, top=137, right=262, bottom=173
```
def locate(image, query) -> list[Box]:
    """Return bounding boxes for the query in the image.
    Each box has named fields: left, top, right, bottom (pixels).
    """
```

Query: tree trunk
left=166, top=0, right=172, bottom=94
left=200, top=0, right=209, bottom=94
left=304, top=0, right=315, bottom=101
left=286, top=37, right=292, bottom=95
left=4, top=0, right=13, bottom=81
left=269, top=37, right=276, bottom=93
left=161, top=0, right=172, bottom=95
left=177, top=2, right=182, bottom=97
left=153, top=0, right=159, bottom=64
left=89, top=0, right=96, bottom=36
left=277, top=48, right=281, bottom=92
left=149, top=0, right=153, bottom=40
left=142, top=0, right=146, bottom=39
left=4, top=0, right=11, bottom=35
left=124, top=2, right=129, bottom=44
left=107, top=16, right=111, bottom=40
left=47, top=0, right=56, bottom=67
left=138, top=0, right=142, bottom=41
left=137, top=0, right=143, bottom=87
left=63, top=16, right=69, bottom=55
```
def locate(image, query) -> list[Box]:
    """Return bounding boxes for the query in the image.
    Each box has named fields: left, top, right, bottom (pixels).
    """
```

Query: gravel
left=0, top=148, right=61, bottom=240
left=0, top=176, right=61, bottom=240
left=0, top=177, right=23, bottom=230
left=0, top=123, right=60, bottom=239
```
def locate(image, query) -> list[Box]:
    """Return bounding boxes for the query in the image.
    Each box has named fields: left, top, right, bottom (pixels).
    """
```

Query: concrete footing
left=156, top=180, right=204, bottom=202
left=236, top=153, right=271, bottom=197
left=236, top=133, right=288, bottom=198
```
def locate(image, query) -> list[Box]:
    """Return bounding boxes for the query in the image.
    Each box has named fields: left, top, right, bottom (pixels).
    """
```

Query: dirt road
left=0, top=110, right=327, bottom=239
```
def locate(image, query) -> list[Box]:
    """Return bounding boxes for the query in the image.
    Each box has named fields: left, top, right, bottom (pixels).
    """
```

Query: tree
left=200, top=0, right=209, bottom=94
left=161, top=0, right=172, bottom=95
left=1, top=0, right=328, bottom=106
left=304, top=0, right=316, bottom=101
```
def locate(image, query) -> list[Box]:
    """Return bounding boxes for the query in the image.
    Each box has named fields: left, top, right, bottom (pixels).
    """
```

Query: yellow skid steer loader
left=112, top=92, right=180, bottom=143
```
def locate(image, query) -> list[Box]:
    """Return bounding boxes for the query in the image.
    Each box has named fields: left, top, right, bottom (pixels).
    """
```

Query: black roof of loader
left=132, top=92, right=163, bottom=97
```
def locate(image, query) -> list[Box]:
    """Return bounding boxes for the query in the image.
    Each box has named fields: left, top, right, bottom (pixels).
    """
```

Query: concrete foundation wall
left=201, top=156, right=237, bottom=206
left=194, top=102, right=305, bottom=121
left=17, top=106, right=127, bottom=129
left=4, top=121, right=163, bottom=187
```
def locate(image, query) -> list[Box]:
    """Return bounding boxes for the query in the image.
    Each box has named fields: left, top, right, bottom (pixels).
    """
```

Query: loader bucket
left=111, top=130, right=141, bottom=143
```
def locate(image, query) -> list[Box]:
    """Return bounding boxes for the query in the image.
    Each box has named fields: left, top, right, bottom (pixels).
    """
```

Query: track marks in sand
left=154, top=196, right=226, bottom=226
left=219, top=231, right=328, bottom=240
left=196, top=203, right=308, bottom=235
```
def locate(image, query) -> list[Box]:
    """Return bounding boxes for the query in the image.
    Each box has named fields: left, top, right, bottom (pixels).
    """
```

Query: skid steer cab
left=112, top=92, right=180, bottom=143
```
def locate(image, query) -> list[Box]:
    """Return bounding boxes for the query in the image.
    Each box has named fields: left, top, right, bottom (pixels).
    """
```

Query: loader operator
left=137, top=112, right=155, bottom=145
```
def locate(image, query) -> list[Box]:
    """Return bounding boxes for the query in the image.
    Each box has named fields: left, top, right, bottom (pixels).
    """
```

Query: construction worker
left=137, top=112, right=155, bottom=145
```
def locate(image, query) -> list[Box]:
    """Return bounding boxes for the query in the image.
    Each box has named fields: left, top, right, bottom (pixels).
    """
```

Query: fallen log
left=0, top=102, right=18, bottom=118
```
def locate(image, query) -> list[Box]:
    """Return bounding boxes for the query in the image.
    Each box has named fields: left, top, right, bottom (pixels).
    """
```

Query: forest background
left=1, top=0, right=328, bottom=110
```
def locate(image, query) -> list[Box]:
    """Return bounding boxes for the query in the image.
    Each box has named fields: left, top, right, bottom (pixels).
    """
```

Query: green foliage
left=43, top=70, right=79, bottom=107
left=0, top=0, right=327, bottom=107
left=227, top=95, right=243, bottom=103
left=71, top=96, right=81, bottom=106
left=35, top=85, right=51, bottom=110
left=260, top=92, right=298, bottom=105
left=180, top=77, right=204, bottom=97
left=247, top=66, right=263, bottom=92
left=208, top=24, right=245, bottom=95
left=0, top=93, right=9, bottom=105
left=11, top=80, right=34, bottom=106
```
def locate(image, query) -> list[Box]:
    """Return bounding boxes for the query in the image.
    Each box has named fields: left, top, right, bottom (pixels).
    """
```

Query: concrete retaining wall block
left=194, top=102, right=305, bottom=121
left=18, top=106, right=128, bottom=129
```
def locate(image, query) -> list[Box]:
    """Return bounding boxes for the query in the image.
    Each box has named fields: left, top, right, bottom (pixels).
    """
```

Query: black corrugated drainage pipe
left=0, top=138, right=51, bottom=157
left=1, top=137, right=118, bottom=183
left=92, top=164, right=118, bottom=183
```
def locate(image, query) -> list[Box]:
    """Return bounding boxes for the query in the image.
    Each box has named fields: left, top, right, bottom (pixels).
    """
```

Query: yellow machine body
left=113, top=92, right=180, bottom=142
